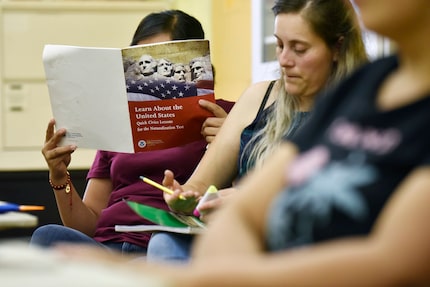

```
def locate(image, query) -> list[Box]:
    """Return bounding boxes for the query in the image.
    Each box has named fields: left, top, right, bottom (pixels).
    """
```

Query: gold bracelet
left=49, top=171, right=71, bottom=193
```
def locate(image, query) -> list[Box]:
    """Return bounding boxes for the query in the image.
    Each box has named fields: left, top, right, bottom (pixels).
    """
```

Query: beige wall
left=211, top=0, right=251, bottom=101
left=174, top=0, right=251, bottom=101
left=173, top=0, right=213, bottom=41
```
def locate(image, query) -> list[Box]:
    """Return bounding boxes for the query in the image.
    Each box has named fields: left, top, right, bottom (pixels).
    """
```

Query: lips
left=283, top=68, right=300, bottom=78
left=284, top=74, right=301, bottom=82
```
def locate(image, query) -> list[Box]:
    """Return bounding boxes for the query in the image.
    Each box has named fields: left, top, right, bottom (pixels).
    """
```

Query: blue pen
left=0, top=202, right=45, bottom=214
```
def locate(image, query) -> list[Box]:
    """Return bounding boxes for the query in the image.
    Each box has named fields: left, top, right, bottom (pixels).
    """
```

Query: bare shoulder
left=233, top=80, right=277, bottom=113
left=240, top=80, right=276, bottom=101
left=220, top=80, right=277, bottom=131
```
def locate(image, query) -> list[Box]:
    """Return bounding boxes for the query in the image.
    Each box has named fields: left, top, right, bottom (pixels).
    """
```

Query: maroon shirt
left=88, top=99, right=234, bottom=247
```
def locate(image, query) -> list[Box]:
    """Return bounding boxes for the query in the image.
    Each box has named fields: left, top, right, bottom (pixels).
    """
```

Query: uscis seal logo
left=138, top=140, right=147, bottom=148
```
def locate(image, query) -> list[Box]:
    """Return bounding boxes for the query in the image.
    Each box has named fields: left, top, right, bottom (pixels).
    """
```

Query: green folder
left=124, top=199, right=206, bottom=230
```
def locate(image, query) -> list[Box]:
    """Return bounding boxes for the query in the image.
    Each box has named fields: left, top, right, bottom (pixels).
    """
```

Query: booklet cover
left=43, top=40, right=214, bottom=153
left=115, top=199, right=206, bottom=235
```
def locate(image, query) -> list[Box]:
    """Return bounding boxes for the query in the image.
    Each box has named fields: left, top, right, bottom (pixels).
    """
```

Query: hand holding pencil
left=143, top=171, right=201, bottom=214
left=140, top=176, right=186, bottom=200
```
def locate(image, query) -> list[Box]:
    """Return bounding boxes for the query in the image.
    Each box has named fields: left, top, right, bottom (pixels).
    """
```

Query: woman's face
left=274, top=13, right=336, bottom=100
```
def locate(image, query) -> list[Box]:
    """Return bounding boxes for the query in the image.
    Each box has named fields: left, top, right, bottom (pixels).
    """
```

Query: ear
left=333, top=36, right=344, bottom=62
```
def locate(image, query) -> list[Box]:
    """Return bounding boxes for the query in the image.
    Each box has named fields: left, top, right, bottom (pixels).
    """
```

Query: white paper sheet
left=43, top=45, right=134, bottom=153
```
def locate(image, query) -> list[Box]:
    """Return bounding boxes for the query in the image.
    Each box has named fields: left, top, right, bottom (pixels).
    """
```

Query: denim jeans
left=29, top=224, right=147, bottom=255
left=146, top=232, right=194, bottom=263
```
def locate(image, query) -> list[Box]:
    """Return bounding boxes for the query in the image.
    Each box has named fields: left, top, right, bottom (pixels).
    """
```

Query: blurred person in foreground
left=56, top=0, right=430, bottom=286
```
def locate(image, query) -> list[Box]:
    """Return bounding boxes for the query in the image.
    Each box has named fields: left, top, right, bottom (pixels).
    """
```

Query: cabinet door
left=3, top=82, right=51, bottom=149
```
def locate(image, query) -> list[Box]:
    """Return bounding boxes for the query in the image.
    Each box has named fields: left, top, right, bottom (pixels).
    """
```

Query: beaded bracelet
left=49, top=171, right=71, bottom=193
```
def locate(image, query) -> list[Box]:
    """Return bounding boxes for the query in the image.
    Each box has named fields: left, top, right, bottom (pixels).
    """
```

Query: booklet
left=115, top=199, right=206, bottom=235
left=43, top=40, right=215, bottom=153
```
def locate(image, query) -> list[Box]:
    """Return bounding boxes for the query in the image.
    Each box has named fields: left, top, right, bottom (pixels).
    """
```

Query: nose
left=278, top=48, right=294, bottom=67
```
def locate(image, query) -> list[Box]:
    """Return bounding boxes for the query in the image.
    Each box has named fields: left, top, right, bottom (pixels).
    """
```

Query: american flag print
left=126, top=77, right=198, bottom=100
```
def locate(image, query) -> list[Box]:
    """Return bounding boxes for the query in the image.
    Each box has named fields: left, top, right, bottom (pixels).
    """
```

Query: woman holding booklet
left=30, top=10, right=235, bottom=255
left=148, top=0, right=369, bottom=262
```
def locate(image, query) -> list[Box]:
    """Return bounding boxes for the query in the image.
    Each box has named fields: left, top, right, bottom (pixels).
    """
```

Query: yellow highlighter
left=193, top=185, right=218, bottom=217
left=140, top=176, right=186, bottom=200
